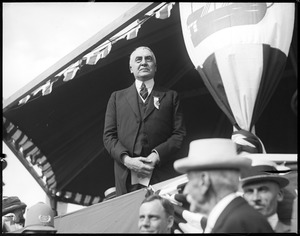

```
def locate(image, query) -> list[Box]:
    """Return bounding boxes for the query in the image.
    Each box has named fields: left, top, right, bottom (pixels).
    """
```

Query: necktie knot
left=140, top=82, right=148, bottom=100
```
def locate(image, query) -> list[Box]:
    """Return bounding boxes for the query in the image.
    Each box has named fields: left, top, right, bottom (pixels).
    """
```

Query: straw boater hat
left=21, top=202, right=57, bottom=233
left=240, top=161, right=289, bottom=188
left=174, top=138, right=252, bottom=174
left=104, top=187, right=117, bottom=200
left=2, top=196, right=27, bottom=215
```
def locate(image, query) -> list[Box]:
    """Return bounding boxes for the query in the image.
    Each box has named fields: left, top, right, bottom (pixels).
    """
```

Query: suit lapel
left=125, top=84, right=140, bottom=120
left=143, top=87, right=166, bottom=121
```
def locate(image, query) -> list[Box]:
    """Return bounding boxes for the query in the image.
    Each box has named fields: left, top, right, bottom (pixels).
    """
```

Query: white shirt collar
left=135, top=79, right=154, bottom=92
left=135, top=79, right=154, bottom=101
left=268, top=213, right=279, bottom=230
left=205, top=192, right=238, bottom=233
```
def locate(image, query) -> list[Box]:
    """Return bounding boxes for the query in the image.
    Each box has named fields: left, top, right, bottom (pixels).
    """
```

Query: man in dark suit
left=173, top=138, right=274, bottom=233
left=103, top=46, right=186, bottom=196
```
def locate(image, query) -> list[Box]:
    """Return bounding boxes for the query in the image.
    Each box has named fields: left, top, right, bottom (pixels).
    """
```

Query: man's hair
left=141, top=194, right=174, bottom=217
left=129, top=46, right=157, bottom=66
left=209, top=169, right=240, bottom=193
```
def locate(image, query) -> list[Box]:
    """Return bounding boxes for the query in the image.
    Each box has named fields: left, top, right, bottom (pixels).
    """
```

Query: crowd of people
left=2, top=46, right=297, bottom=234
left=2, top=155, right=57, bottom=234
left=137, top=138, right=297, bottom=234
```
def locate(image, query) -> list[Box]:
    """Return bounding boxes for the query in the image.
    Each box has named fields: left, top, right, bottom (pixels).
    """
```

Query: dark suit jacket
left=103, top=83, right=186, bottom=196
left=212, top=196, right=274, bottom=233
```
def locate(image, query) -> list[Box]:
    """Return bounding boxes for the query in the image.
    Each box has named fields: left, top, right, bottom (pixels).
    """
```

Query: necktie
left=200, top=216, right=207, bottom=232
left=140, top=82, right=148, bottom=100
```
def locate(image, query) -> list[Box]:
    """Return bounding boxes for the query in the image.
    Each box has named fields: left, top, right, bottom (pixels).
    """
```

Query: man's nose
left=140, top=217, right=150, bottom=227
left=251, top=189, right=261, bottom=201
left=141, top=58, right=148, bottom=65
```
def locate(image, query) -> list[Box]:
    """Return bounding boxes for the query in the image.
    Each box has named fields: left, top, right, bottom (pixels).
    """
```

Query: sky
left=2, top=2, right=138, bottom=214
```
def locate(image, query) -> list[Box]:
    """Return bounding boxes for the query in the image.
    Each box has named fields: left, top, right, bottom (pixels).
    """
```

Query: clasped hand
left=123, top=153, right=159, bottom=178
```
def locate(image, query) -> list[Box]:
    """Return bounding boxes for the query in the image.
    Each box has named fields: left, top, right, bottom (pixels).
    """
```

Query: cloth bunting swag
left=179, top=2, right=295, bottom=154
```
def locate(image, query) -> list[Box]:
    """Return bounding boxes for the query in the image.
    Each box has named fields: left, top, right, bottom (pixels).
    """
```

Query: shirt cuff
left=151, top=149, right=160, bottom=164
left=120, top=152, right=129, bottom=164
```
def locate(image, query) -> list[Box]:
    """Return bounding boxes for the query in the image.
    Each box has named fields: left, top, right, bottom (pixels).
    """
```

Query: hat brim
left=21, top=225, right=57, bottom=233
left=174, top=156, right=251, bottom=174
left=241, top=175, right=289, bottom=188
left=2, top=203, right=27, bottom=215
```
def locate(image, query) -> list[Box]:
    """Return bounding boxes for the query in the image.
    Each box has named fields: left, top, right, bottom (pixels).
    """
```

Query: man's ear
left=201, top=172, right=211, bottom=194
left=167, top=215, right=174, bottom=230
left=129, top=66, right=133, bottom=73
left=277, top=189, right=284, bottom=202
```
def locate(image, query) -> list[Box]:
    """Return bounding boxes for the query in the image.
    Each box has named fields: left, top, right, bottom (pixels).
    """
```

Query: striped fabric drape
left=179, top=2, right=295, bottom=153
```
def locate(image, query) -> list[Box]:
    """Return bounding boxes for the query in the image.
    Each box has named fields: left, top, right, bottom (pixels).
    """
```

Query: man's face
left=13, top=208, right=25, bottom=225
left=138, top=199, right=173, bottom=233
left=130, top=47, right=156, bottom=81
left=185, top=171, right=209, bottom=214
left=243, top=181, right=283, bottom=217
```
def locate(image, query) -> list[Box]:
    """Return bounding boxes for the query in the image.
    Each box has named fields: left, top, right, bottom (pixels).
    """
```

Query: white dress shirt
left=267, top=213, right=279, bottom=230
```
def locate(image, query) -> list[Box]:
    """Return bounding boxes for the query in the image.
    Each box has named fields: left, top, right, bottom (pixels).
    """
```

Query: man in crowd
left=138, top=194, right=174, bottom=233
left=20, top=202, right=57, bottom=234
left=240, top=161, right=292, bottom=233
left=103, top=46, right=186, bottom=196
left=2, top=196, right=27, bottom=232
left=173, top=138, right=274, bottom=233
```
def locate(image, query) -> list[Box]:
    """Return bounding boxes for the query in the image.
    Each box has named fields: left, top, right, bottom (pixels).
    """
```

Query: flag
left=155, top=3, right=175, bottom=19
left=84, top=41, right=112, bottom=65
left=63, top=66, right=80, bottom=82
left=126, top=24, right=141, bottom=40
left=32, top=80, right=54, bottom=96
left=61, top=60, right=82, bottom=82
left=18, top=95, right=30, bottom=105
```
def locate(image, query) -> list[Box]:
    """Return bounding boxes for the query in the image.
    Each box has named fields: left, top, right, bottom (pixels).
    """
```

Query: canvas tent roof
left=2, top=2, right=298, bottom=207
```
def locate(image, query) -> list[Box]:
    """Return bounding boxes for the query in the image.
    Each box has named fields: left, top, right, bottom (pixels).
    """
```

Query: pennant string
left=14, top=3, right=175, bottom=110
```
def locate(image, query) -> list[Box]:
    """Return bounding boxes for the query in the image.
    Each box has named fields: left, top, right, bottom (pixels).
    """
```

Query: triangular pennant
left=63, top=67, right=80, bottom=82
left=155, top=3, right=174, bottom=19
left=85, top=53, right=101, bottom=65
left=18, top=95, right=31, bottom=105
left=32, top=80, right=54, bottom=96
left=126, top=24, right=141, bottom=40
left=42, top=81, right=54, bottom=96
left=84, top=41, right=112, bottom=65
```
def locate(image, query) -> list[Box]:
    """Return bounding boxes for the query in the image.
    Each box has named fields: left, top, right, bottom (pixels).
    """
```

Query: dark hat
left=1, top=154, right=7, bottom=170
left=2, top=196, right=27, bottom=215
left=240, top=164, right=289, bottom=188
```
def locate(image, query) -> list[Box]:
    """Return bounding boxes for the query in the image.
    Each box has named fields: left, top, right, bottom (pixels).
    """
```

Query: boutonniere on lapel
left=153, top=96, right=160, bottom=110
